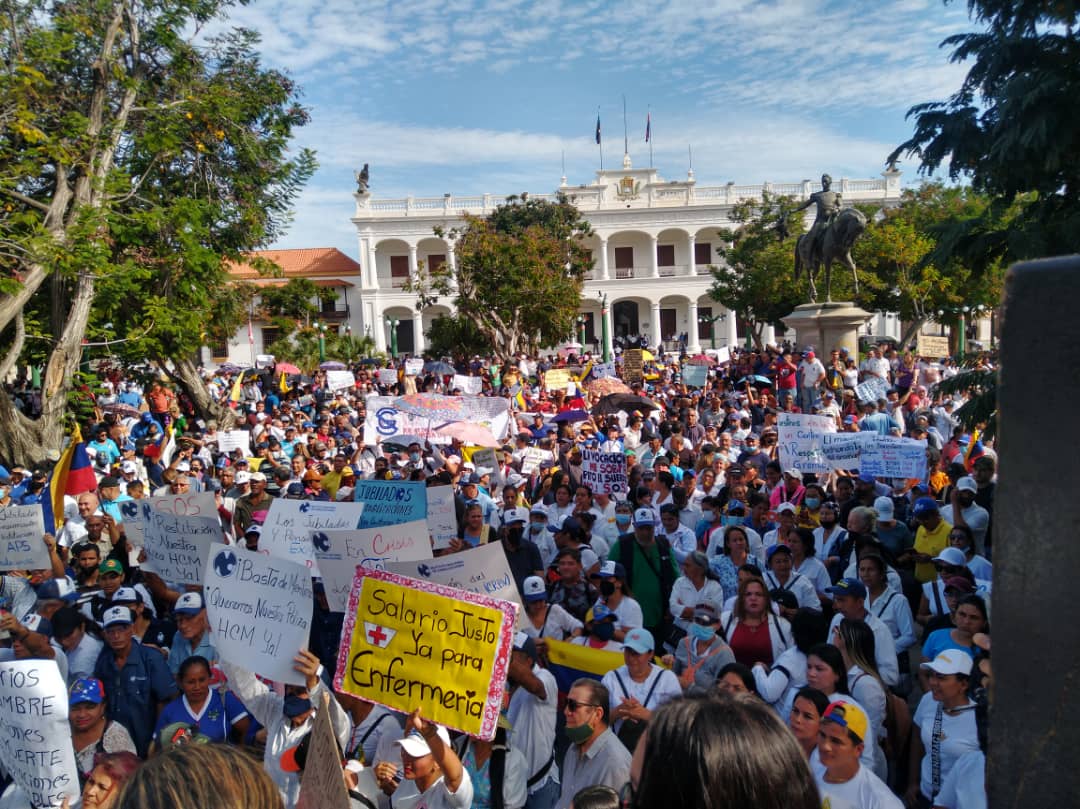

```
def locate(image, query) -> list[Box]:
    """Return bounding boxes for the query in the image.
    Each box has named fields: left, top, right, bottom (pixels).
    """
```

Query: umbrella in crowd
left=551, top=409, right=590, bottom=424
left=359, top=357, right=381, bottom=366
left=394, top=393, right=471, bottom=422
left=434, top=422, right=500, bottom=447
left=585, top=376, right=632, bottom=396
left=319, top=361, right=347, bottom=370
left=591, top=393, right=661, bottom=416
left=685, top=354, right=714, bottom=366
left=424, top=361, right=456, bottom=375
left=381, top=434, right=427, bottom=452
left=737, top=375, right=773, bottom=388
left=274, top=361, right=302, bottom=375
left=216, top=362, right=246, bottom=374
left=101, top=402, right=141, bottom=419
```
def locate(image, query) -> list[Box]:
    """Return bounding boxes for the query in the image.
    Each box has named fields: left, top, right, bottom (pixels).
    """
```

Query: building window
left=657, top=244, right=675, bottom=266
left=695, top=242, right=712, bottom=266
left=698, top=306, right=713, bottom=341
left=208, top=335, right=229, bottom=359
left=262, top=327, right=282, bottom=351
left=428, top=254, right=446, bottom=273
left=614, top=246, right=634, bottom=278
left=390, top=255, right=409, bottom=288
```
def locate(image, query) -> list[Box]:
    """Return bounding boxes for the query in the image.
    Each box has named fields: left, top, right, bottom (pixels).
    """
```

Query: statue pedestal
left=781, top=302, right=872, bottom=357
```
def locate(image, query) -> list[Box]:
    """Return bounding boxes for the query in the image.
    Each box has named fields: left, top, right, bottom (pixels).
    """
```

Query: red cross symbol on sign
left=367, top=625, right=388, bottom=646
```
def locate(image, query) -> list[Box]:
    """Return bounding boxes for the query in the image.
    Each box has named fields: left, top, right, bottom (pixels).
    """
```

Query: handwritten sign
left=217, top=430, right=252, bottom=456
left=452, top=374, right=483, bottom=395
left=314, top=520, right=433, bottom=612
left=326, top=370, right=356, bottom=392
left=377, top=368, right=398, bottom=386
left=592, top=362, right=616, bottom=379
left=0, top=504, right=50, bottom=570
left=426, top=486, right=458, bottom=550
left=855, top=375, right=890, bottom=404
left=579, top=448, right=628, bottom=494
left=203, top=543, right=313, bottom=686
left=0, top=659, right=80, bottom=808
left=354, top=479, right=427, bottom=529
left=470, top=448, right=501, bottom=483
left=138, top=503, right=222, bottom=585
left=820, top=432, right=871, bottom=471
left=544, top=368, right=571, bottom=391
left=860, top=436, right=927, bottom=479
left=623, top=349, right=643, bottom=383
left=916, top=334, right=950, bottom=358
left=682, top=364, right=708, bottom=388
left=404, top=358, right=425, bottom=376
left=386, top=542, right=527, bottom=630
left=777, top=412, right=839, bottom=474
left=261, top=499, right=366, bottom=574
left=334, top=568, right=516, bottom=740
left=519, top=447, right=552, bottom=475
left=297, top=693, right=350, bottom=809
left=715, top=346, right=731, bottom=365
left=119, top=491, right=217, bottom=546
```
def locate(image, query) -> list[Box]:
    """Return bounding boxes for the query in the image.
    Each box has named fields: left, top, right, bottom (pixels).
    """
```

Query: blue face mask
left=615, top=514, right=632, bottom=526
left=688, top=623, right=716, bottom=642
left=592, top=621, right=615, bottom=641
left=529, top=523, right=545, bottom=536
left=722, top=515, right=743, bottom=527
left=804, top=497, right=821, bottom=509
left=283, top=694, right=312, bottom=719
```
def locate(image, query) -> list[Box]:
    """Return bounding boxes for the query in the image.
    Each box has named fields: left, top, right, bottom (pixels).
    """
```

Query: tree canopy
left=0, top=0, right=315, bottom=464
left=408, top=194, right=593, bottom=359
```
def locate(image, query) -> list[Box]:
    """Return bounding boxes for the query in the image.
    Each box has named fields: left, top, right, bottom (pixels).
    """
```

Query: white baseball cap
left=633, top=507, right=656, bottom=527
left=394, top=726, right=451, bottom=758
left=102, top=606, right=134, bottom=628
left=502, top=507, right=530, bottom=526
left=522, top=576, right=547, bottom=602
left=919, top=649, right=973, bottom=677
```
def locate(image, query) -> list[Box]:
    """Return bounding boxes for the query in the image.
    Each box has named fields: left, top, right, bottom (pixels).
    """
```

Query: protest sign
left=203, top=543, right=313, bottom=685
left=297, top=693, right=350, bottom=809
left=404, top=358, right=424, bottom=376
left=354, top=479, right=427, bottom=529
left=316, top=520, right=433, bottom=612
left=363, top=395, right=512, bottom=447
left=544, top=368, right=571, bottom=391
left=681, top=364, right=708, bottom=388
left=387, top=542, right=526, bottom=630
left=820, top=432, right=869, bottom=471
left=217, top=430, right=251, bottom=456
left=0, top=504, right=50, bottom=570
left=326, top=370, right=356, bottom=392
left=334, top=568, right=517, bottom=739
left=860, top=436, right=927, bottom=479
left=622, top=349, right=643, bottom=383
left=377, top=368, right=398, bottom=386
left=916, top=334, right=950, bottom=358
left=470, top=447, right=500, bottom=479
left=138, top=503, right=222, bottom=585
left=426, top=486, right=458, bottom=550
left=715, top=346, right=731, bottom=365
left=452, top=374, right=483, bottom=395
left=261, top=499, right=366, bottom=575
left=855, top=375, right=889, bottom=404
left=519, top=447, right=552, bottom=475
left=579, top=448, right=628, bottom=494
left=592, top=362, right=616, bottom=379
left=777, top=412, right=838, bottom=475
left=0, top=659, right=80, bottom=808
left=119, top=491, right=217, bottom=545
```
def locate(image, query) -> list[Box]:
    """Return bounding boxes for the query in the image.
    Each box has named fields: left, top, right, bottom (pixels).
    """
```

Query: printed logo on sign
left=121, top=501, right=139, bottom=519
left=213, top=549, right=238, bottom=578
left=312, top=532, right=331, bottom=553
left=416, top=564, right=432, bottom=577
left=363, top=621, right=396, bottom=649
left=376, top=407, right=398, bottom=435
left=299, top=502, right=311, bottom=513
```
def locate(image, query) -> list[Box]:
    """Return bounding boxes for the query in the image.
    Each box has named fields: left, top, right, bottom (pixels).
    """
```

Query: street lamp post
left=385, top=317, right=400, bottom=358
left=598, top=291, right=610, bottom=363
left=317, top=322, right=326, bottom=363
left=936, top=305, right=981, bottom=356
left=576, top=314, right=587, bottom=349
left=697, top=312, right=725, bottom=350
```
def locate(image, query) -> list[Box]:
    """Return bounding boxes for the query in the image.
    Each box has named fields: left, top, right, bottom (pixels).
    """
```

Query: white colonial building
left=210, top=158, right=906, bottom=366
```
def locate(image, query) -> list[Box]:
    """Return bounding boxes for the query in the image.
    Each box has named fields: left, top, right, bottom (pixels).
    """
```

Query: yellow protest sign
left=334, top=568, right=517, bottom=740
left=545, top=368, right=571, bottom=391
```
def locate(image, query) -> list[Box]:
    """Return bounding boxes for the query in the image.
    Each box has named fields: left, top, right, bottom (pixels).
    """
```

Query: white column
left=373, top=307, right=386, bottom=352
left=446, top=245, right=458, bottom=291
left=650, top=301, right=662, bottom=349
left=686, top=234, right=696, bottom=276
left=687, top=301, right=701, bottom=353
left=408, top=243, right=419, bottom=281
left=412, top=313, right=425, bottom=355
left=599, top=238, right=610, bottom=281
left=725, top=307, right=738, bottom=348
left=603, top=304, right=614, bottom=359
left=649, top=236, right=659, bottom=279
left=762, top=323, right=776, bottom=347
left=367, top=239, right=379, bottom=288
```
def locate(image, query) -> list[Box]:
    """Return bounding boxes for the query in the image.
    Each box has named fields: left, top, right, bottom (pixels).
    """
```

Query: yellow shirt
left=914, top=518, right=952, bottom=583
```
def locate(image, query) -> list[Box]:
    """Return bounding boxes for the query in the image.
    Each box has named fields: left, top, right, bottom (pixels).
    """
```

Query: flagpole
left=622, top=95, right=628, bottom=158
left=647, top=105, right=653, bottom=168
left=597, top=106, right=603, bottom=171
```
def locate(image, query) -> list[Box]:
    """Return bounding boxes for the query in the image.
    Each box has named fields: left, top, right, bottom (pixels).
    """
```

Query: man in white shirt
left=826, top=578, right=899, bottom=687
left=942, top=476, right=990, bottom=555
left=798, top=350, right=827, bottom=412
left=507, top=633, right=561, bottom=809
left=813, top=701, right=903, bottom=809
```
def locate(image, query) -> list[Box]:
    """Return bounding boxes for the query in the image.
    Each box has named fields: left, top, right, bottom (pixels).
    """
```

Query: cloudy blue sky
left=216, top=0, right=974, bottom=254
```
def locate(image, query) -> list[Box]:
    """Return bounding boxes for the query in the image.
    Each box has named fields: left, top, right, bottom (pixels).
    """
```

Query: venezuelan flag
left=544, top=638, right=624, bottom=696
left=513, top=385, right=528, bottom=410
left=279, top=371, right=290, bottom=394
left=228, top=373, right=244, bottom=407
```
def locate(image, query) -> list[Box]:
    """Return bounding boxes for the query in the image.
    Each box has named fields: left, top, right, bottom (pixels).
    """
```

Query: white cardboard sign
left=426, top=485, right=459, bottom=550
left=0, top=505, right=50, bottom=570
left=260, top=499, right=366, bottom=575
left=326, top=370, right=356, bottom=392
left=138, top=503, right=222, bottom=585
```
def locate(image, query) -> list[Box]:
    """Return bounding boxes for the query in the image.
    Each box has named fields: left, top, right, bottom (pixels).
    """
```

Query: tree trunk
left=162, top=356, right=238, bottom=430
left=899, top=317, right=926, bottom=350
left=0, top=393, right=52, bottom=468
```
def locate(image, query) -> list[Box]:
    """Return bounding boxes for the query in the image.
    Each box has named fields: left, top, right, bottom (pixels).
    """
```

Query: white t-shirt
left=934, top=750, right=986, bottom=809
left=811, top=762, right=904, bottom=809
left=595, top=596, right=643, bottom=632
left=763, top=570, right=820, bottom=611
left=506, top=665, right=560, bottom=794
left=600, top=665, right=682, bottom=734
left=523, top=603, right=582, bottom=640
left=913, top=693, right=981, bottom=800
left=828, top=611, right=898, bottom=687
left=391, top=770, right=474, bottom=809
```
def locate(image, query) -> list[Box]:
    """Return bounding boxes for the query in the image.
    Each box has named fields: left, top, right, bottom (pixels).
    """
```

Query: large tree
left=0, top=0, right=315, bottom=464
left=407, top=194, right=593, bottom=359
left=708, top=192, right=808, bottom=349
left=889, top=0, right=1080, bottom=268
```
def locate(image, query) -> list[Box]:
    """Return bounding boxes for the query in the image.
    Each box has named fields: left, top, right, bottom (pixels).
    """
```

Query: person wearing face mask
left=611, top=501, right=634, bottom=540
left=527, top=505, right=559, bottom=568
left=942, top=476, right=989, bottom=556
left=218, top=647, right=351, bottom=807
left=501, top=508, right=545, bottom=594
left=572, top=604, right=623, bottom=651
left=661, top=607, right=735, bottom=694
left=556, top=680, right=631, bottom=809
left=588, top=562, right=642, bottom=641
left=796, top=483, right=825, bottom=530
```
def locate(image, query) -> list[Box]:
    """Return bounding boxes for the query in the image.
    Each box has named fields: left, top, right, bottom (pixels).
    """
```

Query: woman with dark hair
left=788, top=686, right=831, bottom=759
left=715, top=662, right=759, bottom=697
left=152, top=656, right=249, bottom=749
left=859, top=552, right=917, bottom=693
left=833, top=619, right=888, bottom=779
left=919, top=595, right=989, bottom=691
left=805, top=643, right=877, bottom=774
left=789, top=527, right=832, bottom=607
left=69, top=678, right=136, bottom=780
left=721, top=576, right=793, bottom=668
left=628, top=694, right=820, bottom=809
left=62, top=751, right=141, bottom=809
left=753, top=608, right=828, bottom=719
left=707, top=525, right=761, bottom=602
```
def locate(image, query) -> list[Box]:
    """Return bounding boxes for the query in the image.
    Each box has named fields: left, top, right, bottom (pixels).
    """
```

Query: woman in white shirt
left=859, top=553, right=917, bottom=658
left=668, top=552, right=725, bottom=632
left=833, top=619, right=888, bottom=781
left=752, top=608, right=827, bottom=721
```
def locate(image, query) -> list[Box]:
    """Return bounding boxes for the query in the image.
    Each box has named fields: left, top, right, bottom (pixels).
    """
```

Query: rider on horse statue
left=791, top=173, right=842, bottom=267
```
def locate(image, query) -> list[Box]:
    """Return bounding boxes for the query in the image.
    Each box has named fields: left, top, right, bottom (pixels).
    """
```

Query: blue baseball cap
left=70, top=677, right=105, bottom=706
left=826, top=578, right=867, bottom=599
left=624, top=628, right=655, bottom=655
left=911, top=496, right=939, bottom=517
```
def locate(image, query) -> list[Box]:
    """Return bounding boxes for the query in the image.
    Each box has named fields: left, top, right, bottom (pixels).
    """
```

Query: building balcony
left=318, top=303, right=350, bottom=320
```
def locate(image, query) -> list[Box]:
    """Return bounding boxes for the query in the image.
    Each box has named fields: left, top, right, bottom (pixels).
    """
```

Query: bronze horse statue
left=791, top=207, right=867, bottom=303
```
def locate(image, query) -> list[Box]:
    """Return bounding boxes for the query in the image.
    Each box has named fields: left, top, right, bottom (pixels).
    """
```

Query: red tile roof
left=227, top=248, right=362, bottom=280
